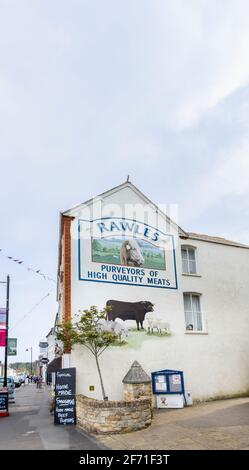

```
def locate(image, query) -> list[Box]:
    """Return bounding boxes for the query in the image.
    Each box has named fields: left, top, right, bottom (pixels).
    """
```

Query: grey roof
left=186, top=232, right=249, bottom=249
left=122, top=360, right=151, bottom=384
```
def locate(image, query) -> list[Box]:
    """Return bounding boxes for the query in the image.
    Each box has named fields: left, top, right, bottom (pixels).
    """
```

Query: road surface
left=0, top=383, right=105, bottom=450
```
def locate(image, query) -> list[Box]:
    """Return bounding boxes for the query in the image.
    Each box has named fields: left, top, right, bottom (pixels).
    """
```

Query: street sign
left=7, top=338, right=17, bottom=356
left=54, top=368, right=76, bottom=425
left=40, top=357, right=49, bottom=364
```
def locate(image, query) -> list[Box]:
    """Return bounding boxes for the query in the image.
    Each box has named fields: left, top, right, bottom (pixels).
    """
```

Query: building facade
left=57, top=181, right=249, bottom=402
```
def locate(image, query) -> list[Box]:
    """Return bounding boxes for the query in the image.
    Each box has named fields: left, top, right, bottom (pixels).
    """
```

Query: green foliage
left=56, top=320, right=79, bottom=352
left=9, top=361, right=40, bottom=375
left=56, top=305, right=117, bottom=356
left=9, top=362, right=30, bottom=370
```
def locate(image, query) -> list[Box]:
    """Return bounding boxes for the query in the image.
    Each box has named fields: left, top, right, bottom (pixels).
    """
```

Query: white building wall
left=47, top=332, right=56, bottom=363
left=65, top=187, right=249, bottom=402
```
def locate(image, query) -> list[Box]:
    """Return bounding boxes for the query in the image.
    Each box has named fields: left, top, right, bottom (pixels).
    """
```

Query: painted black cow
left=106, top=299, right=154, bottom=330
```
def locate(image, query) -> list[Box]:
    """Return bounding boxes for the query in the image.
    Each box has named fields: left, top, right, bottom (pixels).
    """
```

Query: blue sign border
left=78, top=217, right=178, bottom=290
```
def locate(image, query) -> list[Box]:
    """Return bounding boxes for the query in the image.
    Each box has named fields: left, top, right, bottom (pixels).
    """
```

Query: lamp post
left=26, top=347, right=33, bottom=376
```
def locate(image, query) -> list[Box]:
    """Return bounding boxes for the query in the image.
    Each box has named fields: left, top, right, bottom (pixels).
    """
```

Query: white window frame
left=183, top=293, right=205, bottom=333
left=181, top=245, right=197, bottom=275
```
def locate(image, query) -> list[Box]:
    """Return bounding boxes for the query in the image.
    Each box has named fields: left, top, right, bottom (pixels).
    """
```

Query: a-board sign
left=54, top=396, right=76, bottom=425
left=54, top=368, right=76, bottom=425
left=55, top=368, right=76, bottom=395
left=0, top=388, right=8, bottom=413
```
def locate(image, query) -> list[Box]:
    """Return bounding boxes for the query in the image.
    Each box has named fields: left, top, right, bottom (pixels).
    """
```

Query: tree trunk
left=95, top=354, right=107, bottom=400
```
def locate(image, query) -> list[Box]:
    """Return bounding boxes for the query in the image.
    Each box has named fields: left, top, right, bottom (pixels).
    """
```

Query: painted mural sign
left=78, top=217, right=178, bottom=289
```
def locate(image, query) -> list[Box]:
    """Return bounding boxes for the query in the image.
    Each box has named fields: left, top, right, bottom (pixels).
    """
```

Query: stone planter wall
left=76, top=395, right=152, bottom=434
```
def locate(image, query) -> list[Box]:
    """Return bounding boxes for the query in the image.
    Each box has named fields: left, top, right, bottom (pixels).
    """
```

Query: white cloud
left=182, top=138, right=249, bottom=221
left=150, top=0, right=249, bottom=129
left=1, top=0, right=249, bottom=164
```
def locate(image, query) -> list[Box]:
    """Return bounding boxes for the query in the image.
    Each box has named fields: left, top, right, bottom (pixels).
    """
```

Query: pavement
left=1, top=385, right=248, bottom=450
left=0, top=383, right=105, bottom=450
left=97, top=397, right=249, bottom=450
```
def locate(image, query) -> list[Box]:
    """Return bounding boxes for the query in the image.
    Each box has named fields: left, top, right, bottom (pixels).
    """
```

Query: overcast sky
left=1, top=0, right=249, bottom=363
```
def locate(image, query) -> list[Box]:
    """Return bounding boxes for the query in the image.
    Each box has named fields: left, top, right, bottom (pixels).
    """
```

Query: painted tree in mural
left=56, top=306, right=119, bottom=400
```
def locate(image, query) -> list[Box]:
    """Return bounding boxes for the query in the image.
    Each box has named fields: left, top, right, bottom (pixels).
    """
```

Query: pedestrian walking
left=36, top=376, right=42, bottom=389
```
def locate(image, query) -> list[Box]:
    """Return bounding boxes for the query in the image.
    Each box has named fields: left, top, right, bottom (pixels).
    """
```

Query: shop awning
left=47, top=356, right=62, bottom=373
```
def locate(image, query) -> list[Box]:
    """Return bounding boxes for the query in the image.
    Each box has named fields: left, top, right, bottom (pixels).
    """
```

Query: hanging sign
left=39, top=341, right=48, bottom=354
left=0, top=309, right=6, bottom=327
left=78, top=217, right=178, bottom=289
left=0, top=330, right=6, bottom=347
left=54, top=368, right=76, bottom=425
left=40, top=357, right=49, bottom=364
left=7, top=338, right=17, bottom=356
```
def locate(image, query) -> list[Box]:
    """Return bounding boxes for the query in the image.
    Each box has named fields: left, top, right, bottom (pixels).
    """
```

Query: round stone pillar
left=122, top=360, right=152, bottom=401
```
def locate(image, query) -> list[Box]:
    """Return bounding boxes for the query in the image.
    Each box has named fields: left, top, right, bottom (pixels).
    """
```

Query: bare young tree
left=56, top=305, right=119, bottom=400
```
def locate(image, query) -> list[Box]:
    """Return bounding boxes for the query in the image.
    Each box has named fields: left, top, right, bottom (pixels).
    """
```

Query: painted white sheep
left=96, top=318, right=129, bottom=341
left=113, top=318, right=129, bottom=341
left=96, top=319, right=116, bottom=333
left=145, top=312, right=170, bottom=335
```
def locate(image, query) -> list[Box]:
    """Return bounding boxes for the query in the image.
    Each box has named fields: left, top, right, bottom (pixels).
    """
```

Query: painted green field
left=110, top=329, right=172, bottom=350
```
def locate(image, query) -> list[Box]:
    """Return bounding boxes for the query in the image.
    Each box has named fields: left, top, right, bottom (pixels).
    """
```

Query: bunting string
left=0, top=248, right=56, bottom=283
left=9, top=288, right=55, bottom=332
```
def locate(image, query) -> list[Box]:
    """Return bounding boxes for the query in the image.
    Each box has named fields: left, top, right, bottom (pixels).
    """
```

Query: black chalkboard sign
left=54, top=396, right=76, bottom=425
left=0, top=391, right=8, bottom=413
left=55, top=368, right=76, bottom=396
left=54, top=368, right=76, bottom=425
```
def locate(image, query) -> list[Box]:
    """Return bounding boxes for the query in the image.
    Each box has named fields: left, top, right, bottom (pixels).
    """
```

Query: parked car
left=12, top=376, right=22, bottom=388
left=17, top=374, right=26, bottom=384
left=0, top=376, right=15, bottom=402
